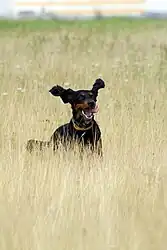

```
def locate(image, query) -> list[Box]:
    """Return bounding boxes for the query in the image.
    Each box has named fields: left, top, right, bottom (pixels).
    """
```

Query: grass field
left=1, top=18, right=167, bottom=250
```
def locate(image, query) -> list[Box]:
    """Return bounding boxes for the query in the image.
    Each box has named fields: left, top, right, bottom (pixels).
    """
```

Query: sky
left=1, top=0, right=167, bottom=16
left=146, top=0, right=167, bottom=12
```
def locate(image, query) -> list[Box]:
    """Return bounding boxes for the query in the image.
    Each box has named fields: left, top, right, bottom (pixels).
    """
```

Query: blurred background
left=0, top=0, right=167, bottom=20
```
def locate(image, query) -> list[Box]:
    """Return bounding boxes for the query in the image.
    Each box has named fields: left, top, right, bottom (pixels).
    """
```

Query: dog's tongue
left=92, top=104, right=99, bottom=114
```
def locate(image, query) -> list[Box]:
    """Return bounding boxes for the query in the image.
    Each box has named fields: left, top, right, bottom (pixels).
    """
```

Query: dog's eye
left=89, top=93, right=93, bottom=97
left=79, top=93, right=85, bottom=100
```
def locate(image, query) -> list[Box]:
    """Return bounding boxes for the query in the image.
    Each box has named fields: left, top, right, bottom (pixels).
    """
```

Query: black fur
left=26, top=78, right=105, bottom=157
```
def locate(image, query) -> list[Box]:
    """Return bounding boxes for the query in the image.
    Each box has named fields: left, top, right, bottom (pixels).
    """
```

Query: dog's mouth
left=82, top=104, right=99, bottom=120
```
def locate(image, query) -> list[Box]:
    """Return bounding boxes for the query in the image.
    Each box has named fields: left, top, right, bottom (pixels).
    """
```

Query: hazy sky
left=1, top=0, right=167, bottom=16
left=146, top=0, right=167, bottom=11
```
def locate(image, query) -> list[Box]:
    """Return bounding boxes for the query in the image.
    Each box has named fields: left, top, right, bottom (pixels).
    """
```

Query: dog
left=26, top=78, right=105, bottom=157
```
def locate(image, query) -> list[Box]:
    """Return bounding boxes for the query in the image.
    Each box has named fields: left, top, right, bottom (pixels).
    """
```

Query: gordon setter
left=26, top=78, right=105, bottom=157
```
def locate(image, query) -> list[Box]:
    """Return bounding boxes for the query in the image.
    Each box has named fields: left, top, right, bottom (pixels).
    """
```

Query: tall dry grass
left=0, top=25, right=167, bottom=250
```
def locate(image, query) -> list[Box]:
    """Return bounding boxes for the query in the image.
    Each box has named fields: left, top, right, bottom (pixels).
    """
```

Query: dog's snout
left=88, top=101, right=95, bottom=108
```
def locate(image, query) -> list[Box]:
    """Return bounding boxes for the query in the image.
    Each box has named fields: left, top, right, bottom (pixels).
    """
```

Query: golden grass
left=0, top=25, right=167, bottom=250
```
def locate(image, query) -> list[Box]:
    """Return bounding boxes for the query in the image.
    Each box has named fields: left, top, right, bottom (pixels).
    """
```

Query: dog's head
left=49, top=78, right=105, bottom=124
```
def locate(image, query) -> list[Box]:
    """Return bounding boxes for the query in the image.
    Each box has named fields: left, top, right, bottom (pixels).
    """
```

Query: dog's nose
left=88, top=101, right=96, bottom=109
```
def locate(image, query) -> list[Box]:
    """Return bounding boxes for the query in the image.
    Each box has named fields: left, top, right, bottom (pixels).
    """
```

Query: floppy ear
left=49, top=85, right=75, bottom=104
left=92, top=78, right=105, bottom=97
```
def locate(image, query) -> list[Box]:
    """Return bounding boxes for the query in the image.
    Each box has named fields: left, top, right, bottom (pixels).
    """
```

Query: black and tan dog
left=26, top=78, right=105, bottom=156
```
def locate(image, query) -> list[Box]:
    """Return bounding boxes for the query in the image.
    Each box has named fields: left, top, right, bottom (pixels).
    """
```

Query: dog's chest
left=56, top=122, right=100, bottom=146
left=79, top=131, right=86, bottom=139
left=74, top=130, right=94, bottom=144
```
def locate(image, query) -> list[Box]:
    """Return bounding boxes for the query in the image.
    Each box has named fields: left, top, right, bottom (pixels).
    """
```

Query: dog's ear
left=49, top=85, right=75, bottom=104
left=92, top=78, right=105, bottom=97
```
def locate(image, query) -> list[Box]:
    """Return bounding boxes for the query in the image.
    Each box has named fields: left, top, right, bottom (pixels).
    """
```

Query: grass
left=1, top=17, right=167, bottom=31
left=0, top=18, right=167, bottom=250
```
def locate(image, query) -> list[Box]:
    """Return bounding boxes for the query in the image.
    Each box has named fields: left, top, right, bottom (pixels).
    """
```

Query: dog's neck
left=71, top=117, right=94, bottom=131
